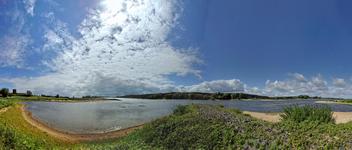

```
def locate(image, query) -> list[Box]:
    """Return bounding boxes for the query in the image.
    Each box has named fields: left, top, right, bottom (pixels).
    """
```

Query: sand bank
left=243, top=111, right=352, bottom=124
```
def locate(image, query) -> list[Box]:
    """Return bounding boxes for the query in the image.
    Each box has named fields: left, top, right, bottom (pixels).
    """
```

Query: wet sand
left=243, top=111, right=352, bottom=124
left=21, top=105, right=143, bottom=142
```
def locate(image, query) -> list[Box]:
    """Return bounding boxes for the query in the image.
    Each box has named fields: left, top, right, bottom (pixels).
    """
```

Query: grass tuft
left=280, top=105, right=334, bottom=124
left=0, top=100, right=14, bottom=109
left=173, top=105, right=189, bottom=116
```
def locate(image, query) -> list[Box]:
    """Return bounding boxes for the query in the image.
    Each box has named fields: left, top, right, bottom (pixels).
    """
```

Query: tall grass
left=173, top=105, right=189, bottom=116
left=0, top=100, right=14, bottom=109
left=280, top=105, right=334, bottom=124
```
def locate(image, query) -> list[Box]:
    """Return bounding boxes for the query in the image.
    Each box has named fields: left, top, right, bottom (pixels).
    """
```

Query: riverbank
left=21, top=105, right=143, bottom=142
left=315, top=100, right=352, bottom=105
left=244, top=111, right=352, bottom=124
left=3, top=104, right=352, bottom=148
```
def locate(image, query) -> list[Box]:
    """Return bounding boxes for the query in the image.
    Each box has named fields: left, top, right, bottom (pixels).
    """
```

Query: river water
left=24, top=99, right=352, bottom=134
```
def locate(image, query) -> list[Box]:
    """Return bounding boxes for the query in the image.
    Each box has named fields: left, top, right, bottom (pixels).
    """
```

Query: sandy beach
left=244, top=111, right=352, bottom=124
left=243, top=111, right=281, bottom=123
left=21, top=105, right=143, bottom=142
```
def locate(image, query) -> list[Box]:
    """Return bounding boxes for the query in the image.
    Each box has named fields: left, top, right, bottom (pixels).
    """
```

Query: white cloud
left=290, top=73, right=307, bottom=82
left=7, top=0, right=200, bottom=96
left=263, top=73, right=352, bottom=98
left=264, top=74, right=329, bottom=96
left=0, top=1, right=32, bottom=68
left=180, top=79, right=245, bottom=93
left=23, top=0, right=36, bottom=16
left=333, top=78, right=347, bottom=88
left=0, top=35, right=31, bottom=68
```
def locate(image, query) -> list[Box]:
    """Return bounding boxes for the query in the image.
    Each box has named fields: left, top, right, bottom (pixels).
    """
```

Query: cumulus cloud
left=264, top=74, right=328, bottom=96
left=180, top=79, right=245, bottom=93
left=263, top=73, right=352, bottom=98
left=7, top=0, right=200, bottom=96
left=23, top=0, right=36, bottom=16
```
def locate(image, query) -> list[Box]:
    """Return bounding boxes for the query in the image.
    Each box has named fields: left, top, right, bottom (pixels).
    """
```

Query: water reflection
left=25, top=99, right=352, bottom=134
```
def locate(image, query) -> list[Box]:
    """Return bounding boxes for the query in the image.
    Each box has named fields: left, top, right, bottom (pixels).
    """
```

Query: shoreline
left=244, top=111, right=352, bottom=124
left=21, top=105, right=143, bottom=142
left=22, top=99, right=118, bottom=103
left=315, top=100, right=352, bottom=105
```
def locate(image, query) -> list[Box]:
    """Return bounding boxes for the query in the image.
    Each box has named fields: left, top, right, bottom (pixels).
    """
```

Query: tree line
left=0, top=88, right=32, bottom=98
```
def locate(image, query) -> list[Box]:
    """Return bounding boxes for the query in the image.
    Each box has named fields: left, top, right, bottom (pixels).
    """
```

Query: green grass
left=0, top=100, right=14, bottom=109
left=0, top=105, right=71, bottom=149
left=280, top=104, right=334, bottom=124
left=114, top=105, right=352, bottom=149
left=337, top=100, right=352, bottom=104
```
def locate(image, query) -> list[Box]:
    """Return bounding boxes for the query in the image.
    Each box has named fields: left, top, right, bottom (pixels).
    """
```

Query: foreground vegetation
left=0, top=100, right=14, bottom=109
left=115, top=105, right=352, bottom=149
left=281, top=105, right=334, bottom=124
left=2, top=102, right=352, bottom=149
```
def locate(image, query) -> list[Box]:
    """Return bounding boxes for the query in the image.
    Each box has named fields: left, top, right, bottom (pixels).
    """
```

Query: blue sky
left=0, top=0, right=352, bottom=97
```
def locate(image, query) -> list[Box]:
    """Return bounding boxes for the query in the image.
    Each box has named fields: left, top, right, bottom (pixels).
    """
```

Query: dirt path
left=21, top=105, right=143, bottom=142
left=243, top=111, right=352, bottom=124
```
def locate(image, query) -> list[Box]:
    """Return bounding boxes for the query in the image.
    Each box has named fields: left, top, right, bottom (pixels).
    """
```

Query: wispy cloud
left=23, top=0, right=36, bottom=16
left=0, top=4, right=31, bottom=68
left=0, top=35, right=31, bottom=68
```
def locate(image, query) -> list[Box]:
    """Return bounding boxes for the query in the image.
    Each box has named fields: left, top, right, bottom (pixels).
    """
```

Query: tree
left=26, top=90, right=33, bottom=97
left=0, top=88, right=9, bottom=97
left=12, top=89, right=17, bottom=95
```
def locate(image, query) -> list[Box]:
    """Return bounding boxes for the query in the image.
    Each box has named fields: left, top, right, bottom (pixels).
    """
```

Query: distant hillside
left=120, top=92, right=324, bottom=100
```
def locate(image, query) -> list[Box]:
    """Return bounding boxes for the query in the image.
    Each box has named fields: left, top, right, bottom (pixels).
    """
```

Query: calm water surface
left=25, top=99, right=352, bottom=134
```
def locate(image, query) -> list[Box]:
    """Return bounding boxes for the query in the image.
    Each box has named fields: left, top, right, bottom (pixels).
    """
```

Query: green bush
left=0, top=88, right=9, bottom=98
left=0, top=100, right=13, bottom=109
left=280, top=105, right=334, bottom=124
left=173, top=105, right=189, bottom=116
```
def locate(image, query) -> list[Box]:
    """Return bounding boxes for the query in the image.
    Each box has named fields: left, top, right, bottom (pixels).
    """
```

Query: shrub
left=26, top=90, right=33, bottom=97
left=280, top=105, right=334, bottom=124
left=173, top=105, right=189, bottom=116
left=0, top=101, right=14, bottom=109
left=0, top=88, right=9, bottom=98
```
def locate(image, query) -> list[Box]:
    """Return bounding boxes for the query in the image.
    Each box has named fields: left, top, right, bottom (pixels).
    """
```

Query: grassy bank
left=2, top=103, right=352, bottom=149
left=0, top=100, right=14, bottom=109
left=115, top=105, right=352, bottom=149
left=0, top=104, right=70, bottom=149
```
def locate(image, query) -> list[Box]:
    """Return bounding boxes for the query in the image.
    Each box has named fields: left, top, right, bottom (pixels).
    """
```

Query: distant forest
left=120, top=92, right=323, bottom=100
